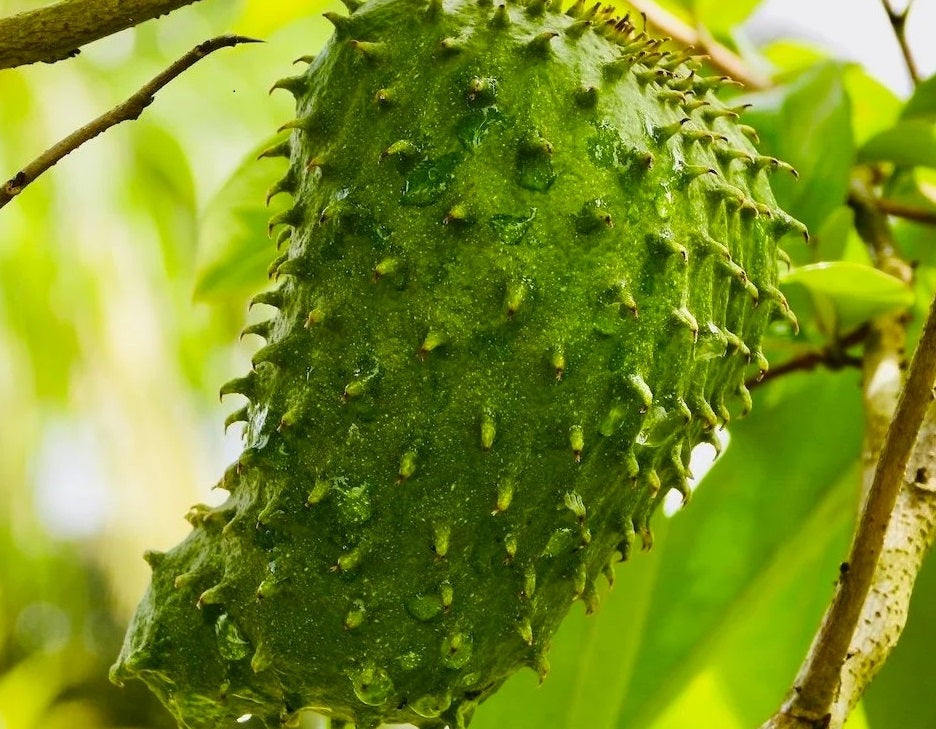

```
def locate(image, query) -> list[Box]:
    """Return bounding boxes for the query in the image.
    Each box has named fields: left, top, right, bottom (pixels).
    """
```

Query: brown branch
left=876, top=198, right=936, bottom=226
left=0, top=35, right=260, bottom=211
left=830, top=403, right=936, bottom=725
left=881, top=0, right=921, bottom=87
left=623, top=0, right=771, bottom=90
left=746, top=326, right=869, bottom=391
left=760, top=182, right=934, bottom=729
left=0, top=0, right=216, bottom=70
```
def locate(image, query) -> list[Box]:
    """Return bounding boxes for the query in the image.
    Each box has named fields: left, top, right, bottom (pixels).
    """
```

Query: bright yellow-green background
left=1, top=1, right=934, bottom=728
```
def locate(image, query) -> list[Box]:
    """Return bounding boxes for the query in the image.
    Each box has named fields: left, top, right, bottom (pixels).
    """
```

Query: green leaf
left=193, top=138, right=289, bottom=301
left=704, top=460, right=859, bottom=725
left=614, top=372, right=863, bottom=729
left=883, top=168, right=936, bottom=270
left=761, top=40, right=828, bottom=76
left=858, top=120, right=936, bottom=169
left=691, top=0, right=763, bottom=36
left=813, top=206, right=871, bottom=264
left=844, top=65, right=902, bottom=147
left=742, top=63, right=854, bottom=232
left=901, top=72, right=936, bottom=121
left=782, top=262, right=915, bottom=327
left=919, top=167, right=936, bottom=206
left=126, top=123, right=198, bottom=277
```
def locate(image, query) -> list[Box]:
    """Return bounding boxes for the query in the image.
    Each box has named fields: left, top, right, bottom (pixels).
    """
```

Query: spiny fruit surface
left=112, top=0, right=803, bottom=727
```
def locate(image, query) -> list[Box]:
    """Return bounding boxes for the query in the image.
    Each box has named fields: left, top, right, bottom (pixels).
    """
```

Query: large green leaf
left=858, top=120, right=936, bottom=170
left=614, top=371, right=863, bottom=728
left=781, top=261, right=915, bottom=328
left=901, top=72, right=936, bottom=121
left=844, top=65, right=902, bottom=147
left=126, top=123, right=198, bottom=278
left=707, top=459, right=859, bottom=725
left=742, top=63, right=854, bottom=233
left=691, top=0, right=763, bottom=36
left=812, top=205, right=872, bottom=265
left=761, top=40, right=828, bottom=77
left=472, top=370, right=865, bottom=729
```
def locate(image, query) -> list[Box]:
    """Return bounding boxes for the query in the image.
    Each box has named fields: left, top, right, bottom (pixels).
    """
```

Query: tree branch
left=0, top=0, right=212, bottom=70
left=746, top=326, right=868, bottom=391
left=881, top=0, right=921, bottom=87
left=623, top=0, right=771, bottom=90
left=830, top=403, right=936, bottom=725
left=824, top=179, right=936, bottom=726
left=759, top=181, right=935, bottom=729
left=0, top=35, right=260, bottom=211
left=876, top=197, right=936, bottom=226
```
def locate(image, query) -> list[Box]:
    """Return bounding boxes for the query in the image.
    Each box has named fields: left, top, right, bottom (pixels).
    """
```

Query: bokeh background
left=1, top=1, right=935, bottom=728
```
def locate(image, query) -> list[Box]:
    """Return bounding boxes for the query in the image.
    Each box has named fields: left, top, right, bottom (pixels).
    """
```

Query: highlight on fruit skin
left=111, top=0, right=804, bottom=727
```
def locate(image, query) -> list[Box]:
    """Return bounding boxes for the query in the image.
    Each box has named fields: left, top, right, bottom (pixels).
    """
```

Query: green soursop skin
left=112, top=1, right=804, bottom=727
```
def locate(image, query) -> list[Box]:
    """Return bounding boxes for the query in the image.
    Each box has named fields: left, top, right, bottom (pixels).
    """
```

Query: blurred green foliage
left=0, top=1, right=934, bottom=729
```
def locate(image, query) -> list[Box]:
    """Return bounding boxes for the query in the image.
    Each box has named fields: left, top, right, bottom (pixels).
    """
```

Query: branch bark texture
left=876, top=198, right=936, bottom=226
left=0, top=35, right=259, bottom=210
left=759, top=183, right=936, bottom=729
left=0, top=0, right=210, bottom=70
left=826, top=181, right=936, bottom=725
left=830, top=403, right=936, bottom=725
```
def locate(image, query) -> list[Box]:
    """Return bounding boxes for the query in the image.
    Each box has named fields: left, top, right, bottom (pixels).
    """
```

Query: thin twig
left=0, top=35, right=260, bottom=211
left=0, top=0, right=212, bottom=70
left=881, top=0, right=921, bottom=86
left=759, top=183, right=934, bottom=729
left=746, top=326, right=869, bottom=391
left=623, top=0, right=771, bottom=89
left=877, top=197, right=936, bottom=226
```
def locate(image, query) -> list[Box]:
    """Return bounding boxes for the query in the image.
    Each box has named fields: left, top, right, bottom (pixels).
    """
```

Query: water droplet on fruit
left=695, top=322, right=729, bottom=360
left=215, top=613, right=251, bottom=661
left=638, top=405, right=682, bottom=446
left=455, top=106, right=504, bottom=149
left=516, top=153, right=556, bottom=191
left=406, top=593, right=443, bottom=622
left=489, top=209, right=536, bottom=246
left=334, top=481, right=372, bottom=525
left=401, top=153, right=460, bottom=206
left=410, top=693, right=452, bottom=718
left=654, top=186, right=673, bottom=219
left=351, top=665, right=394, bottom=706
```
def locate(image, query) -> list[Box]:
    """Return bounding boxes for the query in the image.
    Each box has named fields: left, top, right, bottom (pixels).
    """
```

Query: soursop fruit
left=111, top=0, right=804, bottom=727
